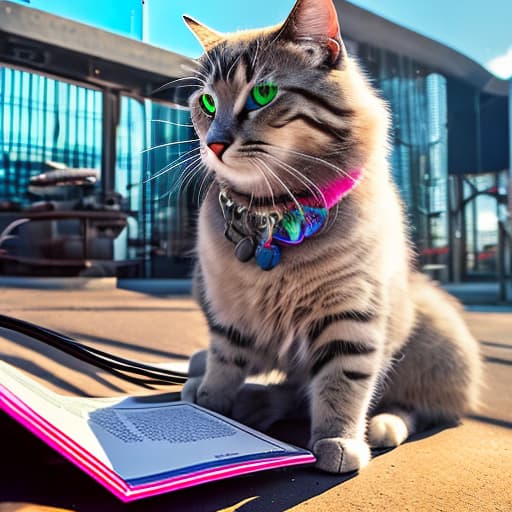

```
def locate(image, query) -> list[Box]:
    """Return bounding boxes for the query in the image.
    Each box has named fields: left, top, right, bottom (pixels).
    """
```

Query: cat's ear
left=280, top=0, right=343, bottom=65
left=183, top=15, right=223, bottom=52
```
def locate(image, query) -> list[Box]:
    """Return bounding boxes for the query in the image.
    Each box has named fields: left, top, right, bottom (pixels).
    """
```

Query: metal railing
left=498, top=215, right=512, bottom=302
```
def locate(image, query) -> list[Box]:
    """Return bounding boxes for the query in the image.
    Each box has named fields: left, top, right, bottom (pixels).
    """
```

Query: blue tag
left=255, top=241, right=281, bottom=270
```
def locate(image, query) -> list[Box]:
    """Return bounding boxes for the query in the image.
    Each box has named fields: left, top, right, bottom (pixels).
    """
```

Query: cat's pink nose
left=208, top=143, right=227, bottom=159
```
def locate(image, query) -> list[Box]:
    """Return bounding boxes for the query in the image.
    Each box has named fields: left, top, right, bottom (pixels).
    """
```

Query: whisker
left=139, top=148, right=198, bottom=188
left=258, top=159, right=303, bottom=212
left=200, top=49, right=217, bottom=80
left=197, top=168, right=214, bottom=204
left=151, top=76, right=205, bottom=95
left=156, top=157, right=203, bottom=200
left=163, top=160, right=204, bottom=202
left=269, top=145, right=357, bottom=182
left=151, top=119, right=195, bottom=128
left=141, top=138, right=199, bottom=154
left=148, top=145, right=200, bottom=176
left=250, top=39, right=261, bottom=76
left=226, top=51, right=245, bottom=82
left=215, top=52, right=224, bottom=82
left=201, top=176, right=216, bottom=204
left=166, top=162, right=204, bottom=238
left=186, top=62, right=210, bottom=84
left=253, top=26, right=287, bottom=80
left=250, top=158, right=276, bottom=210
left=176, top=162, right=205, bottom=202
left=171, top=84, right=202, bottom=91
left=143, top=149, right=201, bottom=184
left=192, top=164, right=209, bottom=204
left=264, top=153, right=327, bottom=208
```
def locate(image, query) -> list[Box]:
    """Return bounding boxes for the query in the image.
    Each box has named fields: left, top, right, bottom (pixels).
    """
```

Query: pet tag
left=235, top=237, right=256, bottom=262
left=255, top=241, right=281, bottom=271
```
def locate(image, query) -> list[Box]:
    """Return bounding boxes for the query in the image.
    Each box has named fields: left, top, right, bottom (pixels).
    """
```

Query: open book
left=0, top=361, right=315, bottom=502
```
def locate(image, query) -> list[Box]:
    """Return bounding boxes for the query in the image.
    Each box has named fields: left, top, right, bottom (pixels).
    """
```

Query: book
left=0, top=361, right=315, bottom=502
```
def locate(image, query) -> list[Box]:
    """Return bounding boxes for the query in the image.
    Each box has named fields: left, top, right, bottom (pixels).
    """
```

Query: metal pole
left=459, top=177, right=467, bottom=281
left=498, top=221, right=507, bottom=302
left=101, top=88, right=120, bottom=206
left=473, top=91, right=482, bottom=273
left=472, top=195, right=479, bottom=272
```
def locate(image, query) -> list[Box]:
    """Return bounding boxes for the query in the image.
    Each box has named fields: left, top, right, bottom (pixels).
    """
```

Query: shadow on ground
left=66, top=330, right=190, bottom=360
left=0, top=329, right=128, bottom=394
left=0, top=412, right=471, bottom=512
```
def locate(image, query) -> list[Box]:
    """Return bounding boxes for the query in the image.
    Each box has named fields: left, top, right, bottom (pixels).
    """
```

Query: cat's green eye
left=247, top=82, right=278, bottom=110
left=199, top=93, right=216, bottom=116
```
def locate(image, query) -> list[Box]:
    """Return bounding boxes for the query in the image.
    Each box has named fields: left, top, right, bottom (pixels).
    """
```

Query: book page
left=0, top=362, right=307, bottom=484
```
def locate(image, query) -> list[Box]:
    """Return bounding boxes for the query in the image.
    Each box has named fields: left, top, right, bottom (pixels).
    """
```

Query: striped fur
left=181, top=0, right=482, bottom=474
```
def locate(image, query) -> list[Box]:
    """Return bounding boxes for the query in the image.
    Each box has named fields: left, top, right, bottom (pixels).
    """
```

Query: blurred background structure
left=0, top=0, right=511, bottom=300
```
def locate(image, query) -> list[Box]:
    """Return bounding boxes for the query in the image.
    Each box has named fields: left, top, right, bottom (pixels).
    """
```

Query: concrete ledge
left=0, top=276, right=117, bottom=290
left=443, top=282, right=512, bottom=305
left=117, top=279, right=193, bottom=296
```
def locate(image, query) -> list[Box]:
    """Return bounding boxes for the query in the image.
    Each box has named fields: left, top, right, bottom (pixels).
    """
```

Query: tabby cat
left=181, top=0, right=481, bottom=473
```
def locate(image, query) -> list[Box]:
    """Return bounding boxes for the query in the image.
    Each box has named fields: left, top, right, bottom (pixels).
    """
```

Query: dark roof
left=336, top=1, right=509, bottom=96
left=1, top=0, right=508, bottom=99
left=0, top=0, right=195, bottom=100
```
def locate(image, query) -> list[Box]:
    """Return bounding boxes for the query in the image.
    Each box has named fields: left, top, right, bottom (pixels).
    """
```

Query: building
left=334, top=1, right=510, bottom=285
left=0, top=0, right=510, bottom=285
left=0, top=0, right=197, bottom=277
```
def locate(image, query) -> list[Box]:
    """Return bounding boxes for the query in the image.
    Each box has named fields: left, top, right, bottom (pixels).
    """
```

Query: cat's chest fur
left=196, top=191, right=380, bottom=362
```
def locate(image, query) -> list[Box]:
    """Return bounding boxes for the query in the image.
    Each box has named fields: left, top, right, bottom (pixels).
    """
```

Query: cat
left=180, top=0, right=481, bottom=474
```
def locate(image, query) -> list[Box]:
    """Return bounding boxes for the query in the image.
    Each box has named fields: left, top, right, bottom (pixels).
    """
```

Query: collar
left=219, top=168, right=363, bottom=270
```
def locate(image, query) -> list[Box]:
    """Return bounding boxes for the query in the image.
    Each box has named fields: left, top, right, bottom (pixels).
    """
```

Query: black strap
left=0, top=314, right=188, bottom=388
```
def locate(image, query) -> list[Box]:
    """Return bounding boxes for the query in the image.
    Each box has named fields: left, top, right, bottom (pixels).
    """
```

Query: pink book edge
left=0, top=384, right=315, bottom=502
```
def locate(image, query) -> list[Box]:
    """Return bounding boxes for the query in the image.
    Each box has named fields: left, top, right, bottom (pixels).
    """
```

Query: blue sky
left=11, top=0, right=512, bottom=79
left=149, top=0, right=512, bottom=78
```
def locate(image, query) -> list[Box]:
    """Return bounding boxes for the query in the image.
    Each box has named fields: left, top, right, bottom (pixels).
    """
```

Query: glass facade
left=0, top=67, right=198, bottom=277
left=126, top=99, right=199, bottom=277
left=353, top=42, right=449, bottom=268
left=460, top=172, right=507, bottom=278
left=0, top=68, right=102, bottom=203
left=0, top=40, right=507, bottom=280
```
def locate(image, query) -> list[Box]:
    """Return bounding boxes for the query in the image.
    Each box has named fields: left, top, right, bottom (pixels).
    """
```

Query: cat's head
left=184, top=0, right=388, bottom=206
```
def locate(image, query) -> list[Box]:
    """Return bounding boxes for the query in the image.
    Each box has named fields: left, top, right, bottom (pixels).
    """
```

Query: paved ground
left=0, top=283, right=511, bottom=512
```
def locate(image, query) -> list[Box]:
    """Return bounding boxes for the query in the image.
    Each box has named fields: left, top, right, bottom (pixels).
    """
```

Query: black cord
left=0, top=314, right=189, bottom=388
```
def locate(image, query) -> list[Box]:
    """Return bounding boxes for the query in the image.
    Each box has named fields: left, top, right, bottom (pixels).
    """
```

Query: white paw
left=195, top=383, right=234, bottom=416
left=368, top=413, right=409, bottom=448
left=181, top=376, right=203, bottom=403
left=187, top=350, right=207, bottom=378
left=312, top=437, right=371, bottom=473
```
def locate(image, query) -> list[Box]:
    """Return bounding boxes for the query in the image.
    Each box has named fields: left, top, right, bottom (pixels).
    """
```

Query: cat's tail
left=368, top=272, right=482, bottom=448
left=368, top=408, right=420, bottom=448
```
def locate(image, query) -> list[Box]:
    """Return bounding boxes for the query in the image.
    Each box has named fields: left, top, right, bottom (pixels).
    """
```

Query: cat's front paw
left=311, top=437, right=371, bottom=474
left=181, top=350, right=208, bottom=403
left=182, top=377, right=235, bottom=416
left=231, top=384, right=282, bottom=431
left=181, top=376, right=203, bottom=403
left=195, top=384, right=234, bottom=416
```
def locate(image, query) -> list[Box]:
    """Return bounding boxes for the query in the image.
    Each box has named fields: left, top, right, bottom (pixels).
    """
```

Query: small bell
left=234, top=237, right=256, bottom=262
left=255, top=241, right=281, bottom=270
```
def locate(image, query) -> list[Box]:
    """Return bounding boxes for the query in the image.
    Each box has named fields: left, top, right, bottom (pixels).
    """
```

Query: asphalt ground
left=0, top=284, right=510, bottom=512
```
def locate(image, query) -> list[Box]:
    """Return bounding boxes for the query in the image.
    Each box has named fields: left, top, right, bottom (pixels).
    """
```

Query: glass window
left=115, top=96, right=200, bottom=277
left=0, top=67, right=102, bottom=204
left=0, top=64, right=201, bottom=277
left=352, top=44, right=449, bottom=267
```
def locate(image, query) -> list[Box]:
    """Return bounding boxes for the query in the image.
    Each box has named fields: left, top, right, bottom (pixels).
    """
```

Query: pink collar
left=297, top=168, right=363, bottom=209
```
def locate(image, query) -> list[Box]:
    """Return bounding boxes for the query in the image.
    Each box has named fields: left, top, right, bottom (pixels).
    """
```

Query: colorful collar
left=219, top=168, right=363, bottom=271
